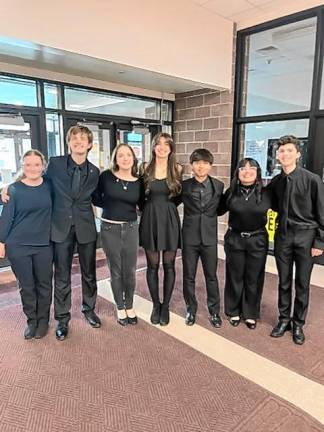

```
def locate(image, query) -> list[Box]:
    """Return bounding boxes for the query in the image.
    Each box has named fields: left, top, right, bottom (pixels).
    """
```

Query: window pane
left=320, top=68, right=324, bottom=109
left=65, top=87, right=159, bottom=120
left=162, top=101, right=172, bottom=121
left=240, top=119, right=309, bottom=180
left=242, top=17, right=317, bottom=116
left=46, top=113, right=63, bottom=157
left=0, top=120, right=31, bottom=188
left=44, top=83, right=61, bottom=109
left=0, top=76, right=38, bottom=107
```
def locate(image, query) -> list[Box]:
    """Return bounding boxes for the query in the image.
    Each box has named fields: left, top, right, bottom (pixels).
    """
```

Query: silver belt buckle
left=241, top=231, right=251, bottom=238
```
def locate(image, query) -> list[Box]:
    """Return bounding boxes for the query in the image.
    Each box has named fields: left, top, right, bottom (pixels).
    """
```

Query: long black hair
left=226, top=157, right=263, bottom=205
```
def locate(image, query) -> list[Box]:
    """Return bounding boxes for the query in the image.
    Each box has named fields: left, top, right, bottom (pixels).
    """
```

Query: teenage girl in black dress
left=139, top=133, right=182, bottom=326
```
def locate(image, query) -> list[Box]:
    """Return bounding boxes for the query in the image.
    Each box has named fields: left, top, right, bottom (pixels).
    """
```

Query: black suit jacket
left=181, top=176, right=224, bottom=246
left=46, top=156, right=99, bottom=244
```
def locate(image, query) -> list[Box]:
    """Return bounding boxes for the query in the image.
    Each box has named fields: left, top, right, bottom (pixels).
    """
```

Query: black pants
left=54, top=226, right=97, bottom=325
left=182, top=243, right=220, bottom=315
left=101, top=221, right=138, bottom=310
left=7, top=245, right=53, bottom=325
left=274, top=227, right=315, bottom=326
left=224, top=230, right=268, bottom=320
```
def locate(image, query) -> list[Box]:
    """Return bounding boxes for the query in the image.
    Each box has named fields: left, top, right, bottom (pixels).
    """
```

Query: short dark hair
left=190, top=148, right=213, bottom=165
left=277, top=135, right=301, bottom=152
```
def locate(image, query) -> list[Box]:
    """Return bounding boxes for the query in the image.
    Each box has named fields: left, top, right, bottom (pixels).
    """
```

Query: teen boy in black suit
left=269, top=135, right=324, bottom=345
left=48, top=125, right=101, bottom=340
left=181, top=149, right=224, bottom=328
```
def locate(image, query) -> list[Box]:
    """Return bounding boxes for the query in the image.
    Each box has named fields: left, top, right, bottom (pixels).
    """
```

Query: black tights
left=145, top=250, right=177, bottom=307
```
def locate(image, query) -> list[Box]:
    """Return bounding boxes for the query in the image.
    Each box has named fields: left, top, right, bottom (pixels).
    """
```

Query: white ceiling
left=0, top=1, right=322, bottom=96
left=0, top=36, right=213, bottom=96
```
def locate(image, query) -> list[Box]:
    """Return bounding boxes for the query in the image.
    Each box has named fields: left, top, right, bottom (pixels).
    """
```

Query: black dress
left=139, top=179, right=181, bottom=251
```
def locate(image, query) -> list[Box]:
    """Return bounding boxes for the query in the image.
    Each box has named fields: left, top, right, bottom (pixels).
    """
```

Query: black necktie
left=71, top=166, right=81, bottom=199
left=282, top=175, right=291, bottom=234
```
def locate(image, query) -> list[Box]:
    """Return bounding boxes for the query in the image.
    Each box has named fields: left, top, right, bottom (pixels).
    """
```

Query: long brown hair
left=142, top=133, right=182, bottom=197
left=110, top=143, right=138, bottom=177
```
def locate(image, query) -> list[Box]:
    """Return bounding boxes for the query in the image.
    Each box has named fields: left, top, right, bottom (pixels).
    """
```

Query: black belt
left=228, top=227, right=266, bottom=238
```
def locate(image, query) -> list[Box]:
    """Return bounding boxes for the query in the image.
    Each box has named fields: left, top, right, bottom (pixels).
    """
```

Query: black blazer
left=46, top=156, right=99, bottom=244
left=181, top=176, right=224, bottom=246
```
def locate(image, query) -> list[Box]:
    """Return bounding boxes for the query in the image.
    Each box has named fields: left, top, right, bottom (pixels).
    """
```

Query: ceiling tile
left=246, top=0, right=273, bottom=6
left=202, top=0, right=255, bottom=17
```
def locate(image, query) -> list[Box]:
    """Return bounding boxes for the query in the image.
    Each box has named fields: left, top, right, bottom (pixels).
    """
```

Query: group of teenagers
left=1, top=125, right=324, bottom=346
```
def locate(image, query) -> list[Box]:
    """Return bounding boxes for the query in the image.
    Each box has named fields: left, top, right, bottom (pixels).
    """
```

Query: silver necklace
left=240, top=185, right=256, bottom=201
left=116, top=178, right=129, bottom=190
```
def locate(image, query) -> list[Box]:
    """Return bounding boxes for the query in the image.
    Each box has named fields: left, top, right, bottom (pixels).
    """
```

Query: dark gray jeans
left=101, top=220, right=138, bottom=310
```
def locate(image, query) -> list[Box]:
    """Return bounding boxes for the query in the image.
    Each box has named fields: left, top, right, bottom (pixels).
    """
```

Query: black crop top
left=92, top=170, right=144, bottom=222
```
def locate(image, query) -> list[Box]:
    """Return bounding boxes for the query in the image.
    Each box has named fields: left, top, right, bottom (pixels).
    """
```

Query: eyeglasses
left=238, top=166, right=258, bottom=172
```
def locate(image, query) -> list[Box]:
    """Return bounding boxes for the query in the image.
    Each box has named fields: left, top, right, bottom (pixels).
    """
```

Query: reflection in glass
left=46, top=113, right=62, bottom=157
left=240, top=119, right=309, bottom=180
left=44, top=83, right=61, bottom=109
left=118, top=130, right=151, bottom=166
left=0, top=121, right=31, bottom=188
left=65, top=87, right=159, bottom=120
left=320, top=68, right=324, bottom=109
left=242, top=17, right=317, bottom=116
left=0, top=75, right=38, bottom=107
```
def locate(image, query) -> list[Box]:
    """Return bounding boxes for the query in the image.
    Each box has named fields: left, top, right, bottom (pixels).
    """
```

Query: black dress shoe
left=209, top=313, right=222, bottom=328
left=150, top=303, right=161, bottom=325
left=35, top=322, right=49, bottom=339
left=185, top=312, right=196, bottom=326
left=270, top=320, right=291, bottom=338
left=55, top=324, right=68, bottom=341
left=117, top=317, right=128, bottom=326
left=229, top=317, right=241, bottom=327
left=127, top=316, right=138, bottom=325
left=160, top=305, right=170, bottom=326
left=292, top=324, right=305, bottom=345
left=84, top=311, right=101, bottom=328
left=245, top=320, right=257, bottom=330
left=24, top=324, right=36, bottom=340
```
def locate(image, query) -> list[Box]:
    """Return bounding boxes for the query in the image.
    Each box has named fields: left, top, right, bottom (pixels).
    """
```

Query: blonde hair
left=16, top=149, right=47, bottom=181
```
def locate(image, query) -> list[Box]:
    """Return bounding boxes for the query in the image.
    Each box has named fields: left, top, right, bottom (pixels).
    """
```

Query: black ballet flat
left=127, top=316, right=138, bottom=325
left=229, top=317, right=241, bottom=327
left=245, top=320, right=257, bottom=330
left=117, top=317, right=128, bottom=326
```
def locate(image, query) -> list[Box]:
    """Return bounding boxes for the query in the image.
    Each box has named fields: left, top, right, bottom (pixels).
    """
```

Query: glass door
left=0, top=113, right=41, bottom=188
left=118, top=124, right=160, bottom=166
left=64, top=117, right=113, bottom=171
left=0, top=113, right=41, bottom=268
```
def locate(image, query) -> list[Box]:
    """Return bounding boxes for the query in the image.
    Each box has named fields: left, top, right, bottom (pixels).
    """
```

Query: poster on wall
left=245, top=137, right=308, bottom=180
left=266, top=137, right=308, bottom=178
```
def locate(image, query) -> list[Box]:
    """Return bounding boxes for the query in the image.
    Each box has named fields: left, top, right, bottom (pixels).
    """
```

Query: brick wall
left=174, top=88, right=234, bottom=238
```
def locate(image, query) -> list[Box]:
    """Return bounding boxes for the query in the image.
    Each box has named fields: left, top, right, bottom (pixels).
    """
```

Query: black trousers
left=54, top=226, right=97, bottom=325
left=274, top=227, right=315, bottom=326
left=7, top=245, right=53, bottom=325
left=224, top=230, right=268, bottom=320
left=182, top=243, right=220, bottom=315
left=101, top=221, right=138, bottom=310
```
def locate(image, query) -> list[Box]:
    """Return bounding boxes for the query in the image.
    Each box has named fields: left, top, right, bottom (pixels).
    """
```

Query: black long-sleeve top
left=269, top=166, right=324, bottom=249
left=219, top=186, right=272, bottom=232
left=0, top=180, right=52, bottom=246
left=92, top=169, right=145, bottom=222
